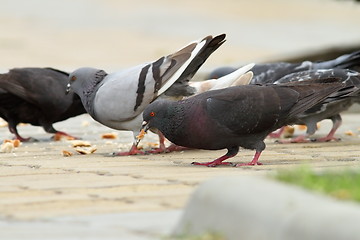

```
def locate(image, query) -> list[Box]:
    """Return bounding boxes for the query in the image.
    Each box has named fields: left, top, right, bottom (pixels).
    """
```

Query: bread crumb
left=62, top=150, right=73, bottom=157
left=101, top=133, right=117, bottom=139
left=70, top=140, right=92, bottom=147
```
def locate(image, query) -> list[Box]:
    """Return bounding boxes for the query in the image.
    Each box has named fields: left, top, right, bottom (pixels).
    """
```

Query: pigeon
left=272, top=69, right=360, bottom=143
left=66, top=34, right=227, bottom=155
left=140, top=78, right=347, bottom=167
left=207, top=50, right=360, bottom=82
left=0, top=67, right=86, bottom=141
left=208, top=50, right=360, bottom=142
left=146, top=64, right=255, bottom=154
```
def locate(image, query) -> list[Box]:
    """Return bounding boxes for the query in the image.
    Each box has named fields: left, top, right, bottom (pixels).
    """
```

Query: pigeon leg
left=166, top=143, right=191, bottom=152
left=146, top=132, right=191, bottom=154
left=312, top=115, right=342, bottom=142
left=145, top=131, right=167, bottom=154
left=52, top=131, right=80, bottom=140
left=9, top=124, right=36, bottom=142
left=268, top=127, right=285, bottom=138
left=236, top=151, right=263, bottom=167
left=113, top=144, right=145, bottom=156
left=44, top=124, right=80, bottom=140
left=192, top=147, right=238, bottom=167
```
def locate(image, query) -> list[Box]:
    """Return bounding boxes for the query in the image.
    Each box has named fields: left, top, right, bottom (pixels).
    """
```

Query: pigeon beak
left=141, top=121, right=150, bottom=133
left=135, top=121, right=150, bottom=147
left=65, top=83, right=71, bottom=95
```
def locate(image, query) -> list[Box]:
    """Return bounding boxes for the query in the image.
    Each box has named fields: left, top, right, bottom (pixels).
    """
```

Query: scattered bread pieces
left=296, top=125, right=307, bottom=131
left=53, top=133, right=77, bottom=141
left=81, top=121, right=90, bottom=127
left=4, top=139, right=21, bottom=147
left=1, top=139, right=21, bottom=153
left=282, top=126, right=295, bottom=138
left=101, top=132, right=117, bottom=139
left=0, top=119, right=8, bottom=128
left=344, top=130, right=355, bottom=136
left=0, top=142, right=14, bottom=153
left=62, top=150, right=73, bottom=157
left=70, top=140, right=91, bottom=147
left=136, top=129, right=146, bottom=141
left=64, top=140, right=97, bottom=156
left=75, top=146, right=97, bottom=155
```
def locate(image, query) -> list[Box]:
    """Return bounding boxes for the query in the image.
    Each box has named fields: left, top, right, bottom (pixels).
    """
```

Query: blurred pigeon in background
left=207, top=50, right=360, bottom=82
left=67, top=34, right=228, bottom=155
left=272, top=69, right=360, bottom=143
left=208, top=50, right=360, bottom=142
left=140, top=78, right=347, bottom=167
left=0, top=68, right=86, bottom=141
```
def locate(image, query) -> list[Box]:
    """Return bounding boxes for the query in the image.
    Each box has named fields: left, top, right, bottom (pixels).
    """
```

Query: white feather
left=157, top=38, right=207, bottom=96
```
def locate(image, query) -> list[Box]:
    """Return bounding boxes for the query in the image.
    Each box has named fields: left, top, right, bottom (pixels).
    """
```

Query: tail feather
left=315, top=50, right=360, bottom=69
left=157, top=34, right=226, bottom=96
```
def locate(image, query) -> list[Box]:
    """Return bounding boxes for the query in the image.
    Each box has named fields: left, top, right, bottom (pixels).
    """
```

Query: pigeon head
left=67, top=67, right=108, bottom=97
left=140, top=98, right=186, bottom=144
left=142, top=99, right=170, bottom=132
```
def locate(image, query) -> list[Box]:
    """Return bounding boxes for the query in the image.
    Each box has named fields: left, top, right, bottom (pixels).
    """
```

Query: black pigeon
left=0, top=67, right=86, bottom=141
left=140, top=79, right=346, bottom=167
left=207, top=50, right=360, bottom=81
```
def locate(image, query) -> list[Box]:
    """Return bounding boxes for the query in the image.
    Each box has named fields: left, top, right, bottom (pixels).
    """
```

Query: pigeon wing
left=205, top=86, right=297, bottom=134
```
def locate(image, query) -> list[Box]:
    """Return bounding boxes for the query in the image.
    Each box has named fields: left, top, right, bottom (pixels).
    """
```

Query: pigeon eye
left=71, top=76, right=77, bottom=81
left=150, top=112, right=155, bottom=117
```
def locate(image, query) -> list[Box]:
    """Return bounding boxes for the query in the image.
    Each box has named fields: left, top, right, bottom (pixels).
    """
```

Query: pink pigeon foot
left=235, top=151, right=263, bottom=167
left=268, top=127, right=285, bottom=138
left=192, top=152, right=236, bottom=167
left=52, top=131, right=80, bottom=140
left=113, top=144, right=145, bottom=156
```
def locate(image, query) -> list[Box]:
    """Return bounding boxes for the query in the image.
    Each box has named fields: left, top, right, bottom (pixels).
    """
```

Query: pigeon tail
left=189, top=64, right=254, bottom=94
left=314, top=50, right=360, bottom=69
left=157, top=34, right=226, bottom=96
left=209, top=63, right=254, bottom=90
left=277, top=79, right=345, bottom=118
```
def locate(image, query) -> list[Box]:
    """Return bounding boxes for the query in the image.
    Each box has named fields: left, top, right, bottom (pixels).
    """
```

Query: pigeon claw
left=235, top=162, right=263, bottom=167
left=113, top=144, right=145, bottom=156
left=191, top=161, right=234, bottom=167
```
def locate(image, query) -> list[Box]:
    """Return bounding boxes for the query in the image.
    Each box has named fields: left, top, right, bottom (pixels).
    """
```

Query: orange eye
left=150, top=112, right=155, bottom=117
left=71, top=76, right=77, bottom=81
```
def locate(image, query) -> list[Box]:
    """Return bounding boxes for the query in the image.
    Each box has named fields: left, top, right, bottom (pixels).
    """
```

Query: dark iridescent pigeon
left=140, top=79, right=346, bottom=167
left=0, top=67, right=86, bottom=141
left=66, top=34, right=227, bottom=155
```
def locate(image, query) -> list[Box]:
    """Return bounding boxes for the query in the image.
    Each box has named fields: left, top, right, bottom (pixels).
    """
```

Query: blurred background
left=0, top=0, right=359, bottom=72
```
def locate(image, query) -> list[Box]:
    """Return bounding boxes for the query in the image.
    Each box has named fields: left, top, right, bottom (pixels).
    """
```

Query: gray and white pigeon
left=0, top=67, right=86, bottom=141
left=140, top=78, right=347, bottom=167
left=66, top=34, right=227, bottom=155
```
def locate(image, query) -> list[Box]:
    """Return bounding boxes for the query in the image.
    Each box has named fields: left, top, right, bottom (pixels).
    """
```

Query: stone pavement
left=1, top=0, right=360, bottom=238
left=0, top=113, right=359, bottom=239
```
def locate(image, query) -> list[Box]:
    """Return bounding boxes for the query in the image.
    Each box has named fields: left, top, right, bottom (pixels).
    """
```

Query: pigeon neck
left=82, top=70, right=107, bottom=118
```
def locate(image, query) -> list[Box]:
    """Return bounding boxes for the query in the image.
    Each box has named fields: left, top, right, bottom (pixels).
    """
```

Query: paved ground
left=0, top=113, right=360, bottom=239
left=1, top=0, right=360, bottom=239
